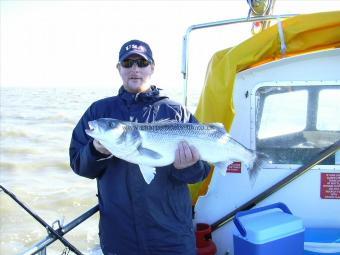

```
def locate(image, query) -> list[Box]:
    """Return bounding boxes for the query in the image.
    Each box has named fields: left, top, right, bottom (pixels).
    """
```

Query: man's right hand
left=93, top=140, right=111, bottom=155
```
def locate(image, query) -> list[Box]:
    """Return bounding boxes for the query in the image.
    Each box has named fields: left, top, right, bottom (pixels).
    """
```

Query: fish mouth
left=85, top=121, right=96, bottom=136
left=88, top=121, right=95, bottom=130
left=85, top=128, right=93, bottom=136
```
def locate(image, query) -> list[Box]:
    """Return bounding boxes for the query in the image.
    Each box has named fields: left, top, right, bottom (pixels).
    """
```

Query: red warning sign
left=320, top=173, right=340, bottom=199
left=227, top=162, right=242, bottom=173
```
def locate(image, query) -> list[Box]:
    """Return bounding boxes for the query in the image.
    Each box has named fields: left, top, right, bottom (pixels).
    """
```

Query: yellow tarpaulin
left=190, top=11, right=340, bottom=205
left=196, top=10, right=340, bottom=131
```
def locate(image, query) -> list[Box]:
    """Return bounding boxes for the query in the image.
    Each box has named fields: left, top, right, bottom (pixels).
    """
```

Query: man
left=69, top=39, right=211, bottom=255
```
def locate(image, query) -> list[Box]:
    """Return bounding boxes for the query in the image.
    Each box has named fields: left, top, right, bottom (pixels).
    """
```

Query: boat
left=1, top=1, right=339, bottom=254
left=185, top=5, right=340, bottom=255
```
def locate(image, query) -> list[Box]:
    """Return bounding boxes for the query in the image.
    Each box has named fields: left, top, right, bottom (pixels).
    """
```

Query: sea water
left=0, top=86, right=199, bottom=254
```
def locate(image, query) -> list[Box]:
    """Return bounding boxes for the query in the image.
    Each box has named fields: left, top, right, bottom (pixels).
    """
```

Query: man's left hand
left=173, top=141, right=200, bottom=169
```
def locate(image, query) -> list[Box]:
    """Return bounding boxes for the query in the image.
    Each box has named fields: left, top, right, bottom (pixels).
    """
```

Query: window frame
left=250, top=80, right=340, bottom=170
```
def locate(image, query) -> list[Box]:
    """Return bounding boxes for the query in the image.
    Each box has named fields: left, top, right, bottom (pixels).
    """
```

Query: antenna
left=247, top=0, right=276, bottom=33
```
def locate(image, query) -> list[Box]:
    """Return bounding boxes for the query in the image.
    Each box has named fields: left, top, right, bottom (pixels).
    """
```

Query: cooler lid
left=237, top=210, right=304, bottom=244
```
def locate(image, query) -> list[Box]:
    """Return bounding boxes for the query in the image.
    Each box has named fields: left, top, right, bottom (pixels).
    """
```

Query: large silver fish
left=85, top=118, right=265, bottom=184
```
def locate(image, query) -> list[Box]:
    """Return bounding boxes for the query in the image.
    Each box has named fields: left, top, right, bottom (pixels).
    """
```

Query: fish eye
left=109, top=122, right=116, bottom=128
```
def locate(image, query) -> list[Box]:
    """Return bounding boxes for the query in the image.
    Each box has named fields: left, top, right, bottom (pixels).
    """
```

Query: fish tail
left=248, top=151, right=268, bottom=183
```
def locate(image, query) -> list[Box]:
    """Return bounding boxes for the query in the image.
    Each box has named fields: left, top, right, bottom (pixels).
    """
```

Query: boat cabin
left=186, top=10, right=340, bottom=255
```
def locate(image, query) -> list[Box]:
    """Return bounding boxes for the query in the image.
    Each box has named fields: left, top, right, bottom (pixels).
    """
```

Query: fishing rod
left=210, top=139, right=340, bottom=231
left=0, top=185, right=84, bottom=255
left=21, top=204, right=99, bottom=255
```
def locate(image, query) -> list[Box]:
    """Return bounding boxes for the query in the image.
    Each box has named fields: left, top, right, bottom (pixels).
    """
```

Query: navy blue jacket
left=69, top=86, right=211, bottom=255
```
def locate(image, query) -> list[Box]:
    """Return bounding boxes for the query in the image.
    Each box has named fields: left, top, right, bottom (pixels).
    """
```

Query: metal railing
left=181, top=14, right=295, bottom=106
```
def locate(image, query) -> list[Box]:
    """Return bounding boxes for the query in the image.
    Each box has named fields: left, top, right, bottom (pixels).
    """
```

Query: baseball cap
left=118, top=39, right=154, bottom=64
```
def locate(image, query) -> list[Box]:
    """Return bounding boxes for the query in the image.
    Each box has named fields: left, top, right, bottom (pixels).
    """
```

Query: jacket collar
left=118, top=85, right=168, bottom=104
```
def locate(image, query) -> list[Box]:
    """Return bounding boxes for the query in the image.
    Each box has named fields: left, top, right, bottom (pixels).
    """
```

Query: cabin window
left=255, top=85, right=340, bottom=166
left=317, top=89, right=340, bottom=131
left=257, top=90, right=307, bottom=139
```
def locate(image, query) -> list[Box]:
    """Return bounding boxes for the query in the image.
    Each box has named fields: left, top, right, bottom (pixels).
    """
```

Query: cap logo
left=119, top=40, right=153, bottom=63
left=125, top=44, right=146, bottom=52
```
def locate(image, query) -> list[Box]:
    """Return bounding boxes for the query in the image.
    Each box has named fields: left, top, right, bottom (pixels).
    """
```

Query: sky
left=1, top=0, right=339, bottom=91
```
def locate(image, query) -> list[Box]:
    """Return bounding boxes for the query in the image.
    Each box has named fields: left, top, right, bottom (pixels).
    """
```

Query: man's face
left=117, top=54, right=154, bottom=93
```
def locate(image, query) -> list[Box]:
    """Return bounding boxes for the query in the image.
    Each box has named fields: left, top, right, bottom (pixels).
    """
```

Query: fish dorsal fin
left=151, top=119, right=179, bottom=124
left=208, top=123, right=225, bottom=129
left=138, top=165, right=156, bottom=184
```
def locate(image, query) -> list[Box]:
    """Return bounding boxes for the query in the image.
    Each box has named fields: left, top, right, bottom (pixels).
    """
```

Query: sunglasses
left=120, top=59, right=150, bottom=68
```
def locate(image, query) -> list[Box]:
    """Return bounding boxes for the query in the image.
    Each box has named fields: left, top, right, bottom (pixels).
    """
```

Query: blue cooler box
left=304, top=228, right=340, bottom=255
left=233, top=203, right=305, bottom=255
